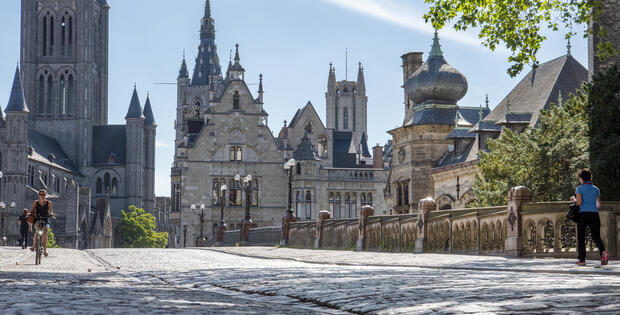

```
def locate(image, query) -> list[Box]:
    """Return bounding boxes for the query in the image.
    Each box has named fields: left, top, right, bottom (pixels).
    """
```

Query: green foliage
left=423, top=0, right=614, bottom=77
left=119, top=206, right=168, bottom=248
left=471, top=87, right=590, bottom=206
left=588, top=66, right=620, bottom=200
left=47, top=228, right=61, bottom=248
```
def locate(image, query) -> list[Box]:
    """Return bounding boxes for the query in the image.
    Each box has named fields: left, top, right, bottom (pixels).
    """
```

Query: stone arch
left=524, top=219, right=537, bottom=254
left=460, top=189, right=476, bottom=207
left=481, top=222, right=489, bottom=251
left=38, top=9, right=57, bottom=57
left=58, top=9, right=76, bottom=57
left=436, top=194, right=454, bottom=210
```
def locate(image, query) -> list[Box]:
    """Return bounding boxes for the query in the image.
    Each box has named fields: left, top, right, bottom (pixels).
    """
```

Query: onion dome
left=405, top=31, right=468, bottom=105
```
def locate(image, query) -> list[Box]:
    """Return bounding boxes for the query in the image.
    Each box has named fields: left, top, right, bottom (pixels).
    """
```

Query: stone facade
left=170, top=1, right=387, bottom=247
left=589, top=0, right=620, bottom=77
left=0, top=0, right=156, bottom=248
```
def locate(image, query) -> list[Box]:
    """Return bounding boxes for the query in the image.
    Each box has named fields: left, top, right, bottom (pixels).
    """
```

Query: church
left=0, top=0, right=156, bottom=248
left=170, top=1, right=387, bottom=247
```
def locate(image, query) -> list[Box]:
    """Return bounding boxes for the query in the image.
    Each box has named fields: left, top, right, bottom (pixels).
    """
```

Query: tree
left=471, top=87, right=590, bottom=206
left=47, top=228, right=61, bottom=248
left=118, top=206, right=168, bottom=248
left=588, top=66, right=620, bottom=200
left=423, top=0, right=615, bottom=77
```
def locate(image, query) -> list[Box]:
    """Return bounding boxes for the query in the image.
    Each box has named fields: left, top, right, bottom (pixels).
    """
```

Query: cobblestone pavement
left=2, top=246, right=620, bottom=314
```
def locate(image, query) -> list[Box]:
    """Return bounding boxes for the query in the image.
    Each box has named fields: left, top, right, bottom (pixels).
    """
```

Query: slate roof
left=496, top=112, right=533, bottom=125
left=360, top=132, right=371, bottom=158
left=178, top=58, right=189, bottom=79
left=447, top=128, right=476, bottom=139
left=5, top=66, right=29, bottom=113
left=470, top=120, right=502, bottom=133
left=408, top=108, right=458, bottom=126
left=178, top=120, right=205, bottom=148
left=293, top=133, right=319, bottom=161
left=125, top=87, right=144, bottom=119
left=436, top=140, right=475, bottom=168
left=143, top=96, right=156, bottom=126
left=92, top=125, right=126, bottom=165
left=28, top=129, right=78, bottom=173
left=333, top=131, right=357, bottom=168
left=483, top=55, right=587, bottom=127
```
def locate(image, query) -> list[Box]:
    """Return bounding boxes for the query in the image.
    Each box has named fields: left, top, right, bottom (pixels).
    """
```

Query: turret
left=356, top=62, right=365, bottom=93
left=228, top=44, right=245, bottom=80
left=125, top=85, right=145, bottom=209
left=178, top=53, right=190, bottom=85
left=327, top=63, right=336, bottom=94
left=143, top=93, right=156, bottom=211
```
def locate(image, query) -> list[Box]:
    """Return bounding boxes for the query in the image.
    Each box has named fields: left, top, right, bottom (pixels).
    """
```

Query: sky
left=0, top=0, right=588, bottom=197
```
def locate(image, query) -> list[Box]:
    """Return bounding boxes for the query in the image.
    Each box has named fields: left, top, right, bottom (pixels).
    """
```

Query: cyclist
left=29, top=189, right=55, bottom=257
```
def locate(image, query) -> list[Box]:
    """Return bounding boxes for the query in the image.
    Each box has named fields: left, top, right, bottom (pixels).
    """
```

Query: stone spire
left=125, top=84, right=144, bottom=119
left=192, top=0, right=222, bottom=86
left=485, top=94, right=490, bottom=109
left=328, top=62, right=336, bottom=93
left=258, top=73, right=264, bottom=103
left=5, top=65, right=29, bottom=113
left=178, top=52, right=189, bottom=79
left=356, top=62, right=365, bottom=92
left=228, top=44, right=245, bottom=78
left=143, top=93, right=156, bottom=126
left=429, top=30, right=443, bottom=57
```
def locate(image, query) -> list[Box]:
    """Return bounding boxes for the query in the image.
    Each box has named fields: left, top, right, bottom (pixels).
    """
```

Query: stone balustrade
left=287, top=186, right=620, bottom=259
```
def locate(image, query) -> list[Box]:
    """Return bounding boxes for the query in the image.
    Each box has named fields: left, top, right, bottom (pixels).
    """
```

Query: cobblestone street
left=1, top=247, right=620, bottom=314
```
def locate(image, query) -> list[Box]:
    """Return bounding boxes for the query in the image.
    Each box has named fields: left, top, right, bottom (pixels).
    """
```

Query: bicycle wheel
left=35, top=235, right=41, bottom=265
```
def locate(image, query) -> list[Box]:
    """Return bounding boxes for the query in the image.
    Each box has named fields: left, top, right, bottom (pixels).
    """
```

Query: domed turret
left=405, top=31, right=468, bottom=106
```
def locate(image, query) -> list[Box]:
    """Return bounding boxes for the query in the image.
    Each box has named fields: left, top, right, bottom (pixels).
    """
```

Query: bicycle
left=33, top=218, right=47, bottom=265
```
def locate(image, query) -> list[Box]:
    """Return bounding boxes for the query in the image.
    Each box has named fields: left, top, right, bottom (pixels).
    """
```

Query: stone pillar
left=415, top=197, right=436, bottom=253
left=372, top=145, right=383, bottom=169
left=314, top=210, right=330, bottom=249
left=216, top=223, right=227, bottom=246
left=504, top=186, right=532, bottom=257
left=241, top=218, right=253, bottom=245
left=356, top=206, right=374, bottom=251
left=280, top=211, right=297, bottom=246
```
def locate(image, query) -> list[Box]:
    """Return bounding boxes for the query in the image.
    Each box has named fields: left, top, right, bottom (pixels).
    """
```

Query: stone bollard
left=314, top=210, right=331, bottom=249
left=356, top=206, right=375, bottom=251
left=504, top=186, right=532, bottom=256
left=280, top=211, right=297, bottom=246
left=415, top=197, right=436, bottom=253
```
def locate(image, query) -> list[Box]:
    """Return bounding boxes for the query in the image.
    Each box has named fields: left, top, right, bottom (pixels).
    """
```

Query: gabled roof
left=5, top=66, right=29, bottom=113
left=28, top=129, right=78, bottom=173
left=92, top=125, right=126, bottom=165
left=483, top=55, right=587, bottom=127
left=293, top=133, right=319, bottom=161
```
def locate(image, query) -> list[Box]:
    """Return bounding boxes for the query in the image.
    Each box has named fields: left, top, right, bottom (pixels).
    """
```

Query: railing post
left=356, top=205, right=374, bottom=251
left=314, top=210, right=330, bottom=249
left=504, top=186, right=532, bottom=256
left=415, top=197, right=436, bottom=253
left=280, top=211, right=297, bottom=246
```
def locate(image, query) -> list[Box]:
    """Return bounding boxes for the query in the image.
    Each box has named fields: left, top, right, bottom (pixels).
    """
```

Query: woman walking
left=17, top=209, right=31, bottom=249
left=570, top=169, right=608, bottom=266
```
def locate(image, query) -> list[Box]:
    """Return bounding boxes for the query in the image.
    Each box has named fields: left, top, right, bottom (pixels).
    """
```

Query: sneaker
left=602, top=250, right=608, bottom=266
left=576, top=261, right=586, bottom=266
left=43, top=252, right=48, bottom=257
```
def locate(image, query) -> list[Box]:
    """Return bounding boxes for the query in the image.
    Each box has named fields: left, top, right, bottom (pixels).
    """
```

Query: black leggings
left=20, top=229, right=29, bottom=247
left=577, top=212, right=606, bottom=262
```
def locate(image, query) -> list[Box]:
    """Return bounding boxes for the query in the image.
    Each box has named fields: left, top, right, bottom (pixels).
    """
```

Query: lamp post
left=183, top=222, right=188, bottom=248
left=239, top=174, right=253, bottom=244
left=216, top=184, right=227, bottom=245
left=281, top=158, right=297, bottom=245
left=0, top=201, right=6, bottom=246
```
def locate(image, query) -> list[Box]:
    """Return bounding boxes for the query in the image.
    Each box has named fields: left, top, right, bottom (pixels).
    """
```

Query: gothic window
left=229, top=147, right=235, bottom=161
left=111, top=178, right=118, bottom=195
left=229, top=178, right=242, bottom=206
left=403, top=181, right=409, bottom=205
left=252, top=179, right=259, bottom=206
left=38, top=75, right=45, bottom=115
left=49, top=16, right=54, bottom=56
left=236, top=147, right=242, bottom=161
left=42, top=16, right=47, bottom=56
left=396, top=183, right=402, bottom=206
left=317, top=136, right=328, bottom=158
left=305, top=190, right=312, bottom=219
left=67, top=75, right=74, bottom=116
left=59, top=75, right=66, bottom=115
left=295, top=191, right=302, bottom=218
left=328, top=193, right=334, bottom=216
left=54, top=177, right=60, bottom=193
left=96, top=178, right=102, bottom=195
left=28, top=166, right=35, bottom=187
left=212, top=179, right=220, bottom=206
left=61, top=16, right=66, bottom=56
left=172, top=183, right=180, bottom=212
left=233, top=91, right=240, bottom=109
left=229, top=146, right=242, bottom=161
left=46, top=75, right=53, bottom=116
left=334, top=193, right=341, bottom=219
left=296, top=162, right=301, bottom=175
left=104, top=173, right=110, bottom=193
left=305, top=122, right=312, bottom=134
left=344, top=193, right=351, bottom=218
left=351, top=193, right=358, bottom=218
left=343, top=107, right=349, bottom=129
left=68, top=16, right=73, bottom=56
left=343, top=87, right=349, bottom=93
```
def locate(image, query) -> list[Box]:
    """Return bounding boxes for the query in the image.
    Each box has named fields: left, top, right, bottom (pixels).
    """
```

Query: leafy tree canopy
left=119, top=206, right=168, bottom=248
left=423, top=0, right=615, bottom=77
left=471, top=87, right=590, bottom=206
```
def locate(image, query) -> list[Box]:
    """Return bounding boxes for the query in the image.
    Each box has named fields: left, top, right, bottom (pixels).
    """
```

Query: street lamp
left=281, top=158, right=297, bottom=245
left=239, top=174, right=253, bottom=244
left=183, top=222, right=188, bottom=248
left=216, top=184, right=228, bottom=245
left=198, top=203, right=206, bottom=246
left=0, top=201, right=6, bottom=246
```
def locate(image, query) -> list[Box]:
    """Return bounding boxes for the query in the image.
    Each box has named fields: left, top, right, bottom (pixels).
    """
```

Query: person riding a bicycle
left=29, top=189, right=55, bottom=257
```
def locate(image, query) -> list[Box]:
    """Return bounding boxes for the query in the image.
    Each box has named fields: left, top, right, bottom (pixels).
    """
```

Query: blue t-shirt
left=576, top=182, right=600, bottom=213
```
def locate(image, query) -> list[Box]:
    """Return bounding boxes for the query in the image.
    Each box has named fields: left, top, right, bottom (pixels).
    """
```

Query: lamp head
left=200, top=203, right=205, bottom=210
left=221, top=184, right=227, bottom=191
left=244, top=175, right=252, bottom=183
left=0, top=202, right=4, bottom=209
left=288, top=158, right=296, bottom=165
left=190, top=204, right=196, bottom=210
left=234, top=174, right=241, bottom=181
left=10, top=202, right=15, bottom=208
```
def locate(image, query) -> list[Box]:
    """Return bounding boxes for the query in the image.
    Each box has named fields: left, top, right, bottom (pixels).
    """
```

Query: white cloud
left=156, top=140, right=170, bottom=148
left=321, top=0, right=506, bottom=53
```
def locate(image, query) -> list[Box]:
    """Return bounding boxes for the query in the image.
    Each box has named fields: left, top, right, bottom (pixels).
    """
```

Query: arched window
left=42, top=16, right=47, bottom=56
left=229, top=147, right=235, bottom=161
left=344, top=193, right=351, bottom=218
left=68, top=16, right=73, bottom=56
left=104, top=173, right=110, bottom=193
left=403, top=181, right=409, bottom=205
left=396, top=183, right=402, bottom=206
left=213, top=179, right=220, bottom=206
left=295, top=191, right=302, bottom=218
left=296, top=162, right=301, bottom=175
left=351, top=193, right=358, bottom=218
left=233, top=91, right=240, bottom=109
left=96, top=178, right=102, bottom=195
left=61, top=16, right=66, bottom=56
left=328, top=193, right=334, bottom=216
left=38, top=75, right=45, bottom=115
left=343, top=107, right=349, bottom=129
left=59, top=75, right=66, bottom=115
left=318, top=137, right=328, bottom=158
left=111, top=178, right=118, bottom=195
left=236, top=147, right=242, bottom=161
left=305, top=190, right=312, bottom=219
left=46, top=75, right=53, bottom=116
left=361, top=193, right=366, bottom=206
left=67, top=75, right=74, bottom=116
left=229, top=178, right=242, bottom=206
left=251, top=179, right=259, bottom=206
left=334, top=193, right=341, bottom=219
left=366, top=193, right=373, bottom=206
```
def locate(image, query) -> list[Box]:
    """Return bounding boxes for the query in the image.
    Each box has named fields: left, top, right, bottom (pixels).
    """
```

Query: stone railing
left=287, top=186, right=620, bottom=259
left=207, top=226, right=282, bottom=247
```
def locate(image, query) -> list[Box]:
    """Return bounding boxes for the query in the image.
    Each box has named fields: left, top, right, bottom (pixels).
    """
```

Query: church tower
left=325, top=62, right=368, bottom=143
left=20, top=0, right=109, bottom=170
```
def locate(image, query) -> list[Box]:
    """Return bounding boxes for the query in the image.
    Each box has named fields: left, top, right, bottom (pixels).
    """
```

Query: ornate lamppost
left=183, top=222, right=188, bottom=248
left=0, top=201, right=6, bottom=246
left=216, top=183, right=228, bottom=245
left=192, top=203, right=206, bottom=247
left=239, top=174, right=253, bottom=244
left=281, top=158, right=297, bottom=245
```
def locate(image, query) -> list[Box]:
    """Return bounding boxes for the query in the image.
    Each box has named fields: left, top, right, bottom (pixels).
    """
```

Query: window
left=67, top=75, right=74, bottom=116
left=172, top=183, right=180, bottom=212
left=236, top=147, right=242, bottom=161
left=28, top=166, right=35, bottom=187
left=251, top=179, right=259, bottom=206
left=351, top=193, right=357, bottom=218
left=334, top=193, right=341, bottom=219
left=396, top=183, right=402, bottom=206
left=49, top=16, right=54, bottom=56
left=305, top=191, right=312, bottom=219
left=96, top=178, right=102, bottom=195
left=111, top=178, right=118, bottom=195
left=318, top=137, right=328, bottom=158
left=344, top=193, right=351, bottom=218
left=361, top=193, right=366, bottom=207
left=229, top=146, right=243, bottom=161
left=296, top=162, right=301, bottom=175
left=343, top=107, right=349, bottom=129
left=38, top=75, right=45, bottom=115
left=213, top=179, right=221, bottom=206
left=329, top=193, right=334, bottom=216
left=362, top=193, right=373, bottom=206
left=229, top=147, right=235, bottom=161
left=42, top=16, right=47, bottom=56
left=403, top=181, right=409, bottom=205
left=59, top=75, right=66, bottom=115
left=104, top=173, right=110, bottom=193
left=61, top=16, right=66, bottom=56
left=229, top=178, right=242, bottom=206
left=296, top=191, right=302, bottom=218
left=46, top=76, right=53, bottom=116
left=233, top=91, right=240, bottom=109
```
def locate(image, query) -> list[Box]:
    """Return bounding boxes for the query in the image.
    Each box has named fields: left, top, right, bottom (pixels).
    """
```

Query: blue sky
left=0, top=0, right=587, bottom=197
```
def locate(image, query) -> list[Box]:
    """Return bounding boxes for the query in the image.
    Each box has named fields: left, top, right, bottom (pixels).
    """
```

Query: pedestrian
left=569, top=169, right=608, bottom=266
left=17, top=208, right=31, bottom=249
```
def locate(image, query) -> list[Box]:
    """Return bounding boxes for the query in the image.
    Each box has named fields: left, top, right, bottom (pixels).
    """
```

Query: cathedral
left=170, top=1, right=387, bottom=247
left=385, top=32, right=588, bottom=212
left=0, top=0, right=156, bottom=248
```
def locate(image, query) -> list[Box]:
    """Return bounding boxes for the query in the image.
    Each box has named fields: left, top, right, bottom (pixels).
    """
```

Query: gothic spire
left=192, top=0, right=222, bottom=86
left=125, top=84, right=144, bottom=119
left=478, top=104, right=483, bottom=123
left=328, top=62, right=336, bottom=92
left=429, top=30, right=443, bottom=57
left=356, top=62, right=366, bottom=92
left=178, top=54, right=189, bottom=79
left=5, top=65, right=29, bottom=113
left=234, top=43, right=240, bottom=64
left=485, top=93, right=490, bottom=109
left=258, top=73, right=264, bottom=103
left=143, top=93, right=156, bottom=126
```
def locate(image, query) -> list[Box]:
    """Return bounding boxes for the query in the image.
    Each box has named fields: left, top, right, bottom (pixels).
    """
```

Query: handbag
left=566, top=202, right=579, bottom=223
